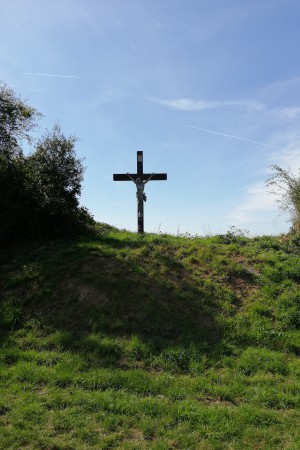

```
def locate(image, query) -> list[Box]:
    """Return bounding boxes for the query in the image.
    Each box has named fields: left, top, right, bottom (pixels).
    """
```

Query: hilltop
left=1, top=224, right=300, bottom=449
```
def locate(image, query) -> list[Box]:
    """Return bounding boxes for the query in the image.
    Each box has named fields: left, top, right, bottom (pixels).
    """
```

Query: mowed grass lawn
left=1, top=225, right=300, bottom=449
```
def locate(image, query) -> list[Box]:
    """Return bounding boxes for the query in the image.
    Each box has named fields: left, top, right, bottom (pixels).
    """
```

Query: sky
left=1, top=0, right=300, bottom=236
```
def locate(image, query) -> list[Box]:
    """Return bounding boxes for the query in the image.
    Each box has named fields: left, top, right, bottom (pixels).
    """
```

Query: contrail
left=22, top=72, right=80, bottom=79
left=171, top=121, right=275, bottom=147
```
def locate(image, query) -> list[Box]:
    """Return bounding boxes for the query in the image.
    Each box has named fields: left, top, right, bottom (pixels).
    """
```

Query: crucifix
left=113, top=151, right=167, bottom=234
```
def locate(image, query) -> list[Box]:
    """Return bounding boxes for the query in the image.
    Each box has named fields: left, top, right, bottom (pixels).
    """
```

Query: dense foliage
left=0, top=81, right=40, bottom=160
left=0, top=82, right=94, bottom=244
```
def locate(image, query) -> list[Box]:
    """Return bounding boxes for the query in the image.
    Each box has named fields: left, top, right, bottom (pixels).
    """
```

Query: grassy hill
left=1, top=224, right=300, bottom=449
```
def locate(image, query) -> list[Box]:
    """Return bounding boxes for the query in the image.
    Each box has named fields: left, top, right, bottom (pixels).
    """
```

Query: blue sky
left=1, top=0, right=300, bottom=235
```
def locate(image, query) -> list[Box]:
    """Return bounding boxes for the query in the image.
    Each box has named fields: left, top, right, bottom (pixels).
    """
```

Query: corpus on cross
left=113, top=151, right=167, bottom=234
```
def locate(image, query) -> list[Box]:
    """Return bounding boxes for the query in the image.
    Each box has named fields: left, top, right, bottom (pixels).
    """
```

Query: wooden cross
left=113, top=151, right=167, bottom=234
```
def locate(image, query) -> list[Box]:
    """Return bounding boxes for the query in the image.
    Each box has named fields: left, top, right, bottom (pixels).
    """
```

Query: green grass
left=0, top=224, right=300, bottom=449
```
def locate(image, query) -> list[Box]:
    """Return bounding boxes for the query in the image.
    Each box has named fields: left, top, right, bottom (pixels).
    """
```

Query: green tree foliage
left=266, top=165, right=300, bottom=234
left=0, top=81, right=94, bottom=244
left=27, top=124, right=87, bottom=235
left=0, top=81, right=41, bottom=159
left=0, top=153, right=34, bottom=241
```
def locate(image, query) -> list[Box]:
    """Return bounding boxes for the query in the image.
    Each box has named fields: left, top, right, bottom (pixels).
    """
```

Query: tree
left=0, top=153, right=32, bottom=241
left=0, top=81, right=41, bottom=159
left=27, top=123, right=90, bottom=235
left=0, top=82, right=94, bottom=244
left=266, top=165, right=300, bottom=234
left=0, top=80, right=41, bottom=242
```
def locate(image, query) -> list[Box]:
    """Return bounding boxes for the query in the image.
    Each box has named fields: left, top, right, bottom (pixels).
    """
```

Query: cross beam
left=113, top=151, right=167, bottom=234
left=113, top=173, right=167, bottom=181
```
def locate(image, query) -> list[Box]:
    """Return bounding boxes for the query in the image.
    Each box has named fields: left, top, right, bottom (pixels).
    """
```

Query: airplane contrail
left=22, top=72, right=80, bottom=79
left=171, top=121, right=276, bottom=147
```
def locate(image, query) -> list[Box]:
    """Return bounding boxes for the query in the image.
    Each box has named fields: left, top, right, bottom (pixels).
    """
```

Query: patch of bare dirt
left=62, top=277, right=108, bottom=306
left=224, top=275, right=258, bottom=301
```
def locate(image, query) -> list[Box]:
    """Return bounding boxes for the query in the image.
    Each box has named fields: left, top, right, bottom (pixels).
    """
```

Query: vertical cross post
left=113, top=151, right=167, bottom=234
left=137, top=151, right=144, bottom=233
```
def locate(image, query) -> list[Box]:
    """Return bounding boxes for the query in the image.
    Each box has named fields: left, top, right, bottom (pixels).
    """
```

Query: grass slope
left=0, top=225, right=300, bottom=449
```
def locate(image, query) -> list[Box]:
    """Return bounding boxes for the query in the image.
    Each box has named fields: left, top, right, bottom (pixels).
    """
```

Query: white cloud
left=152, top=97, right=264, bottom=112
left=151, top=97, right=300, bottom=122
left=272, top=107, right=300, bottom=119
left=229, top=134, right=300, bottom=232
left=270, top=135, right=300, bottom=172
left=257, top=77, right=300, bottom=99
left=229, top=181, right=278, bottom=225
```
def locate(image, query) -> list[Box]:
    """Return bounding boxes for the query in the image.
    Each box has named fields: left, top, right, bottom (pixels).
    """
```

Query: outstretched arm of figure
left=127, top=173, right=136, bottom=183
left=144, top=173, right=155, bottom=185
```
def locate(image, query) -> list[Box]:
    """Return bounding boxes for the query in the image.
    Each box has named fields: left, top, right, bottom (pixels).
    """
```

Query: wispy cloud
left=229, top=181, right=278, bottom=225
left=258, top=77, right=300, bottom=97
left=229, top=133, right=300, bottom=231
left=151, top=97, right=300, bottom=120
left=271, top=106, right=300, bottom=119
left=170, top=121, right=275, bottom=147
left=22, top=72, right=80, bottom=79
left=270, top=134, right=300, bottom=172
left=153, top=97, right=264, bottom=112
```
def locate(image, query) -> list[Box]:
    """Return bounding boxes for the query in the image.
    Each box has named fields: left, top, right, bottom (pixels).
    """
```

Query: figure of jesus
left=127, top=173, right=154, bottom=203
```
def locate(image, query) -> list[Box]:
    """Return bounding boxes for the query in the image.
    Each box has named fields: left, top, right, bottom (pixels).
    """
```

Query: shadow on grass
left=0, top=233, right=224, bottom=366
